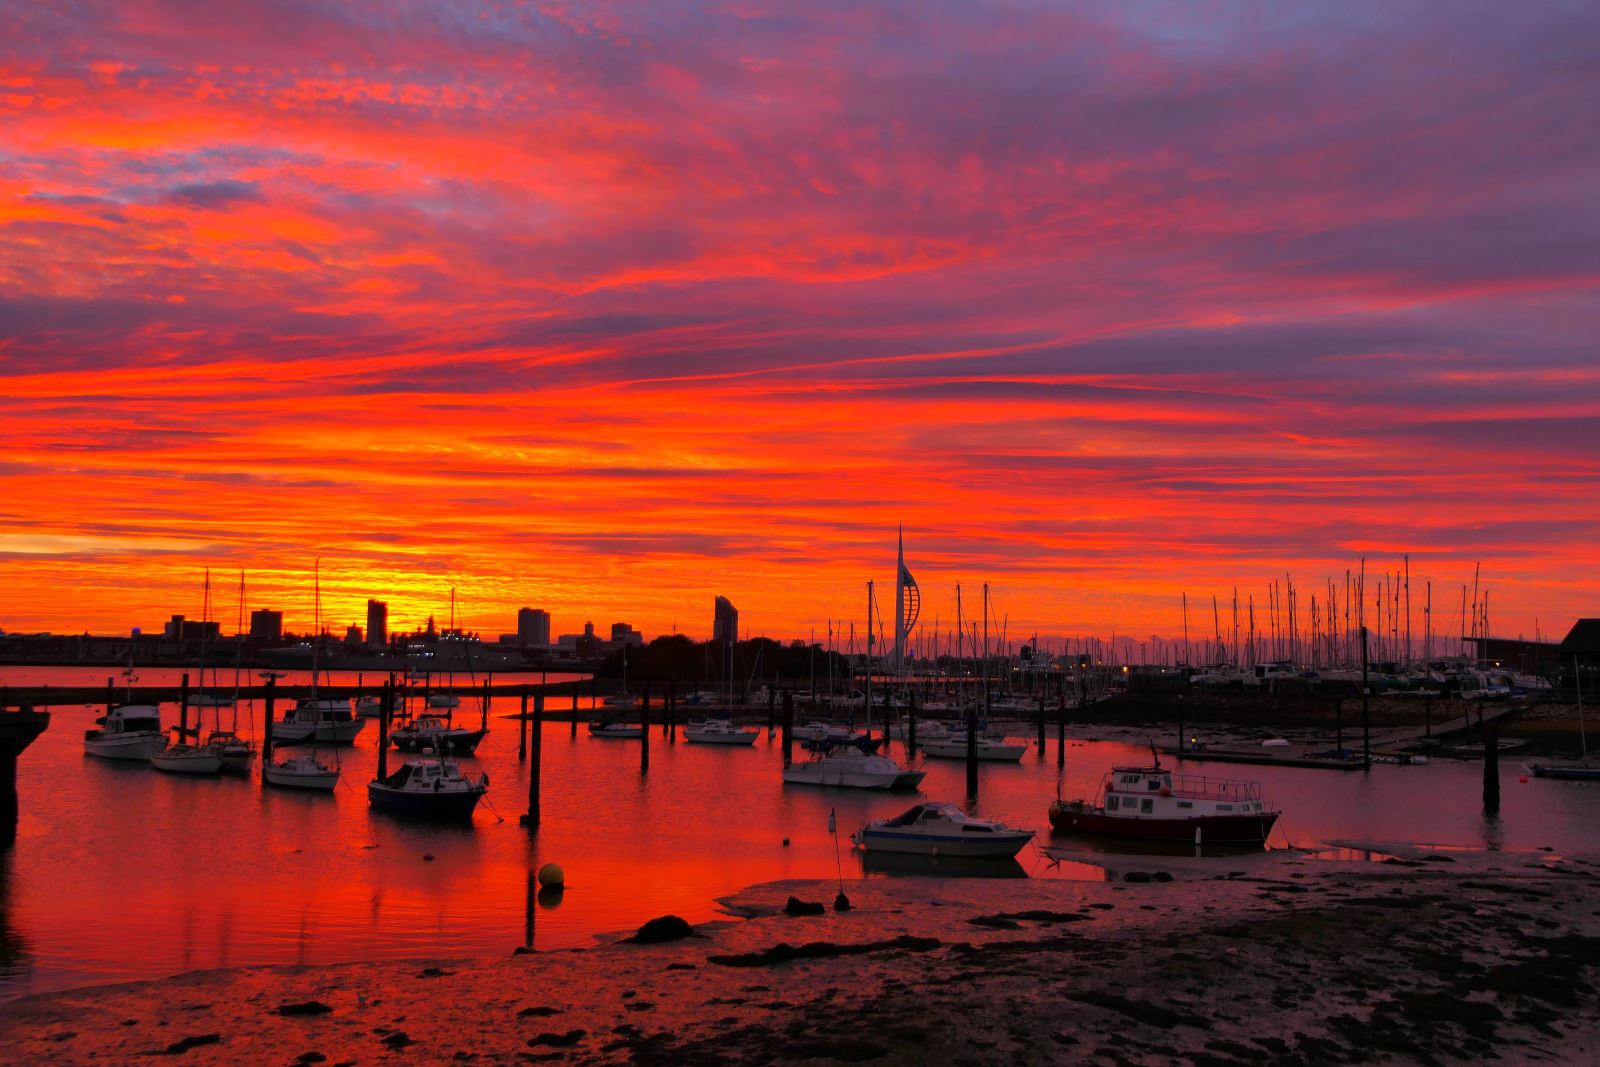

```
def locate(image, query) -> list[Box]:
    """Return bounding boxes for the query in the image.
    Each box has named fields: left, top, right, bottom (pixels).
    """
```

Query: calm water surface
left=3, top=666, right=1597, bottom=999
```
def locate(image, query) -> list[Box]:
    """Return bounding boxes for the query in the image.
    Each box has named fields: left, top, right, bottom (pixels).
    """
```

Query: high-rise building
left=610, top=622, right=643, bottom=647
left=713, top=596, right=738, bottom=647
left=249, top=609, right=283, bottom=641
left=366, top=599, right=388, bottom=647
left=517, top=607, right=551, bottom=646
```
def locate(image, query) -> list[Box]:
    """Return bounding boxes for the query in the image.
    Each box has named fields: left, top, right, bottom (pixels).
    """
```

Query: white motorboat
left=782, top=745, right=925, bottom=791
left=368, top=758, right=487, bottom=819
left=354, top=695, right=385, bottom=717
left=426, top=692, right=462, bottom=709
left=853, top=802, right=1035, bottom=858
left=264, top=754, right=340, bottom=791
left=919, top=734, right=1027, bottom=762
left=683, top=718, right=759, bottom=745
left=588, top=720, right=643, bottom=739
left=150, top=743, right=224, bottom=775
left=204, top=729, right=255, bottom=773
left=273, top=698, right=365, bottom=743
left=84, top=705, right=170, bottom=761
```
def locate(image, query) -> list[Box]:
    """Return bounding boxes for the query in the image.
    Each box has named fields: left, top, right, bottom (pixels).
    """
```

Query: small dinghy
left=150, top=743, right=224, bottom=775
left=264, top=754, right=340, bottom=792
left=853, top=802, right=1035, bottom=858
left=683, top=718, right=759, bottom=745
left=367, top=758, right=487, bottom=820
left=588, top=720, right=643, bottom=739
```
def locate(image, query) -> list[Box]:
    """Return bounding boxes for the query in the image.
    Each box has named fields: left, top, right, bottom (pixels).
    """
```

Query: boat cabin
left=881, top=803, right=1000, bottom=832
left=379, top=759, right=470, bottom=790
left=89, top=706, right=162, bottom=736
left=1097, top=764, right=1272, bottom=819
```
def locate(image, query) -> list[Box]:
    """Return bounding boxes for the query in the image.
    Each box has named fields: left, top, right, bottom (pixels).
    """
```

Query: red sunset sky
left=1, top=2, right=1596, bottom=646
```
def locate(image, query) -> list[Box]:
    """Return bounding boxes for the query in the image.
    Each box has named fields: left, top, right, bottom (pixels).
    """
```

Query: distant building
left=518, top=607, right=551, bottom=646
left=162, top=614, right=220, bottom=641
left=345, top=624, right=364, bottom=645
left=610, top=622, right=643, bottom=647
left=557, top=621, right=603, bottom=657
left=713, top=596, right=738, bottom=647
left=367, top=599, right=388, bottom=647
left=249, top=609, right=283, bottom=641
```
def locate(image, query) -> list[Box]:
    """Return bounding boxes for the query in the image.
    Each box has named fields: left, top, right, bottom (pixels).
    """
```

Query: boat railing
left=1101, top=771, right=1261, bottom=802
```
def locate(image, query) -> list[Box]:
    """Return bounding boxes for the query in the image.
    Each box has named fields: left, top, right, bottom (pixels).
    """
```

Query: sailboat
left=274, top=562, right=364, bottom=744
left=191, top=569, right=235, bottom=709
left=206, top=570, right=257, bottom=773
left=1527, top=654, right=1598, bottom=780
left=427, top=588, right=464, bottom=709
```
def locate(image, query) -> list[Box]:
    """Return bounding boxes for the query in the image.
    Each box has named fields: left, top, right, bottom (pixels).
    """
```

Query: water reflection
left=0, top=848, right=33, bottom=990
left=859, top=852, right=1028, bottom=879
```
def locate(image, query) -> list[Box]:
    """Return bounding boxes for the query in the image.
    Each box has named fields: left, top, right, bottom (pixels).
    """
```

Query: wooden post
left=481, top=676, right=491, bottom=732
left=1057, top=692, right=1066, bottom=768
left=518, top=686, right=529, bottom=761
left=261, top=678, right=276, bottom=769
left=782, top=689, right=794, bottom=768
left=376, top=681, right=391, bottom=781
left=908, top=691, right=918, bottom=755
left=640, top=683, right=650, bottom=774
left=522, top=693, right=544, bottom=828
left=1361, top=626, right=1371, bottom=771
left=767, top=688, right=776, bottom=730
left=179, top=672, right=190, bottom=746
left=571, top=682, right=580, bottom=738
left=965, top=705, right=979, bottom=798
left=1335, top=697, right=1344, bottom=753
left=668, top=681, right=677, bottom=743
left=105, top=677, right=115, bottom=718
left=1037, top=689, right=1046, bottom=751
left=1483, top=719, right=1500, bottom=814
left=1177, top=693, right=1185, bottom=753
left=1424, top=695, right=1432, bottom=738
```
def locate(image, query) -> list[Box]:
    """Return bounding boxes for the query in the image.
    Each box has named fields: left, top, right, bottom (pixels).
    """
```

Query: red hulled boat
left=1049, top=754, right=1280, bottom=845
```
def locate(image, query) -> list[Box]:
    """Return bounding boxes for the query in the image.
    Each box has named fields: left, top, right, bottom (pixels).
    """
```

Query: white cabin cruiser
left=853, top=803, right=1035, bottom=858
left=367, top=758, right=487, bottom=820
left=919, top=734, right=1027, bottom=762
left=783, top=744, right=925, bottom=791
left=888, top=719, right=952, bottom=742
left=683, top=718, right=759, bottom=745
left=588, top=720, right=643, bottom=739
left=273, top=698, right=365, bottom=743
left=84, top=705, right=169, bottom=761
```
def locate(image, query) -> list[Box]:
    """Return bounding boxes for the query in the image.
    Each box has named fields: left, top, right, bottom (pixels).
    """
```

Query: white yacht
left=273, top=698, right=365, bottom=744
left=683, top=718, right=759, bottom=745
left=84, top=705, right=169, bottom=761
left=853, top=802, right=1035, bottom=858
left=588, top=720, right=643, bottom=739
left=783, top=744, right=924, bottom=791
left=919, top=734, right=1027, bottom=762
left=150, top=743, right=223, bottom=775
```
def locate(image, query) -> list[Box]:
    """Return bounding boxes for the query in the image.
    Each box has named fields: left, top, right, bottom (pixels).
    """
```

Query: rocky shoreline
left=5, top=846, right=1597, bottom=1065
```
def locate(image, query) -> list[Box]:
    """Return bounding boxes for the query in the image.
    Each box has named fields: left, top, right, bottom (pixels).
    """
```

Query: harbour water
left=3, top=666, right=1597, bottom=1000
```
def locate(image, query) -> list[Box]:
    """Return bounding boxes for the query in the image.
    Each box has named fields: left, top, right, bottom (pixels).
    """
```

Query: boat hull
left=1049, top=804, right=1278, bottom=845
left=84, top=734, right=169, bottom=761
left=150, top=752, right=224, bottom=775
left=589, top=726, right=643, bottom=739
left=919, top=740, right=1026, bottom=762
left=366, top=782, right=484, bottom=820
left=783, top=766, right=925, bottom=791
left=857, top=827, right=1034, bottom=858
left=1528, top=764, right=1600, bottom=781
left=683, top=730, right=758, bottom=745
left=264, top=767, right=339, bottom=791
left=391, top=728, right=487, bottom=754
left=272, top=720, right=367, bottom=744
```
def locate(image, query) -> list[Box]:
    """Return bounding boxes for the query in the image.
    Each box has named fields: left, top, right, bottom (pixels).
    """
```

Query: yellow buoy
left=536, top=863, right=565, bottom=889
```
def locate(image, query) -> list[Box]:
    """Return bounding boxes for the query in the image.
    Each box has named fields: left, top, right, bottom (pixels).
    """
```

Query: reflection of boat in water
left=683, top=718, right=759, bottom=745
left=84, top=705, right=169, bottom=761
left=782, top=743, right=924, bottom=790
left=368, top=758, right=487, bottom=820
left=1050, top=754, right=1279, bottom=845
left=853, top=802, right=1034, bottom=858
left=858, top=850, right=1027, bottom=879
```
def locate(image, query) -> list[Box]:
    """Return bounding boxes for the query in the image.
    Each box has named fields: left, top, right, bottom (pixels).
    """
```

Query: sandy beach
left=5, top=843, right=1597, bottom=1065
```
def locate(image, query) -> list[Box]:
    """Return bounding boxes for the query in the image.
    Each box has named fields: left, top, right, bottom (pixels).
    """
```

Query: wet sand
left=5, top=846, right=1597, bottom=1064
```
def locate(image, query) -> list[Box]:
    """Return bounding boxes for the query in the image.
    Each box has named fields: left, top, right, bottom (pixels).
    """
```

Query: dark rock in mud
left=276, top=1002, right=334, bottom=1017
left=627, top=915, right=697, bottom=944
left=709, top=935, right=942, bottom=968
left=784, top=896, right=825, bottom=916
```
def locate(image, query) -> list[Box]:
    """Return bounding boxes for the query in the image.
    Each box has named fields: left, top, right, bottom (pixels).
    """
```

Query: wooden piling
left=965, top=706, right=979, bottom=798
left=640, top=683, right=650, bottom=774
left=1483, top=720, right=1500, bottom=814
left=781, top=690, right=793, bottom=768
left=105, top=677, right=115, bottom=718
left=767, top=688, right=776, bottom=731
left=1361, top=626, right=1371, bottom=771
left=261, top=678, right=276, bottom=769
left=518, top=686, right=529, bottom=761
left=376, top=681, right=391, bottom=781
left=1176, top=693, right=1185, bottom=753
left=1036, top=689, right=1046, bottom=752
left=1057, top=692, right=1066, bottom=769
left=1424, top=695, right=1432, bottom=738
left=179, top=672, right=190, bottom=745
left=907, top=691, right=918, bottom=755
left=523, top=693, right=544, bottom=828
left=668, top=681, right=677, bottom=743
left=571, top=683, right=580, bottom=738
left=481, top=676, right=491, bottom=732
